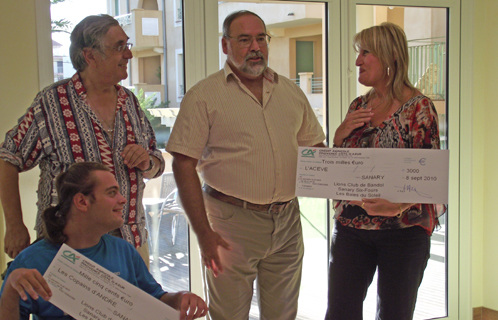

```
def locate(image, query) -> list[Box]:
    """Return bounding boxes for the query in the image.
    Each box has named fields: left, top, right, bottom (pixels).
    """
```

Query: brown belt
left=203, top=184, right=294, bottom=214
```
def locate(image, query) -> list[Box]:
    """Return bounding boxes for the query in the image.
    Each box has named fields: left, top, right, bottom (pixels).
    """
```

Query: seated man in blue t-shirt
left=0, top=162, right=208, bottom=320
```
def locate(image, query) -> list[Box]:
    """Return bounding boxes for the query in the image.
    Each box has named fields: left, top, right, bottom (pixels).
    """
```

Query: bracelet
left=396, top=204, right=403, bottom=218
left=142, top=156, right=156, bottom=173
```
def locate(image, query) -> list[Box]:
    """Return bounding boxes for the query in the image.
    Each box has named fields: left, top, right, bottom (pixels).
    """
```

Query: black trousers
left=325, top=222, right=430, bottom=320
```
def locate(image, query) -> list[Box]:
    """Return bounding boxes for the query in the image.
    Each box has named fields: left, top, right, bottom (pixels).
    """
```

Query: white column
left=298, top=72, right=313, bottom=94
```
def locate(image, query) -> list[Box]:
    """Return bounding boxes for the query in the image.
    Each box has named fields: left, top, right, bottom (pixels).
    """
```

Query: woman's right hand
left=333, top=108, right=373, bottom=147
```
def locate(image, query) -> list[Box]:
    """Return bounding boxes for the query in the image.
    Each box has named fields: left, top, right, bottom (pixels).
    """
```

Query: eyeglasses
left=105, top=42, right=133, bottom=53
left=225, top=34, right=271, bottom=48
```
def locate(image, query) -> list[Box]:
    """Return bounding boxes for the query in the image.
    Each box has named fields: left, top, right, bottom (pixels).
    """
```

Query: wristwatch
left=142, top=155, right=156, bottom=173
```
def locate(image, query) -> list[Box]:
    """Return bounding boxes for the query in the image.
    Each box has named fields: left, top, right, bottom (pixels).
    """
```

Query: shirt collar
left=71, top=72, right=123, bottom=99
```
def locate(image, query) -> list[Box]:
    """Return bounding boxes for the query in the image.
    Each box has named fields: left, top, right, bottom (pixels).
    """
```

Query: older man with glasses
left=0, top=14, right=164, bottom=265
left=166, top=10, right=325, bottom=320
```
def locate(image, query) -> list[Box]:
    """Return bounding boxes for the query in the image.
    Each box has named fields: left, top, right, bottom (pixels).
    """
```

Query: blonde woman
left=326, top=22, right=442, bottom=320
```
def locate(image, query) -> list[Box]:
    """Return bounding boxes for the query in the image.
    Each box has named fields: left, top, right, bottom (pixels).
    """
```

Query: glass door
left=50, top=0, right=191, bottom=293
left=134, top=0, right=190, bottom=293
left=343, top=1, right=462, bottom=319
left=353, top=7, right=448, bottom=319
left=217, top=2, right=329, bottom=319
left=43, top=1, right=468, bottom=318
left=185, top=0, right=464, bottom=318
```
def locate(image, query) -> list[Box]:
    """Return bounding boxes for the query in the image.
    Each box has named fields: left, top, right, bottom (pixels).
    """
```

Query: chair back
left=160, top=172, right=177, bottom=199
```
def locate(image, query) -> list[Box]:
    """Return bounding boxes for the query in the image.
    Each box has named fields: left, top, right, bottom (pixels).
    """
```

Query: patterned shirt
left=334, top=94, right=443, bottom=235
left=166, top=62, right=325, bottom=203
left=0, top=73, right=165, bottom=247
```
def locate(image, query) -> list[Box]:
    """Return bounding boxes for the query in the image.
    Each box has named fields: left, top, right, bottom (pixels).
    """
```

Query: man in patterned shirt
left=0, top=14, right=164, bottom=264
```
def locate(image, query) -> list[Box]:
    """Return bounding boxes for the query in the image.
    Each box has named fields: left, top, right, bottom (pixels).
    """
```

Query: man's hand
left=171, top=152, right=232, bottom=276
left=161, top=291, right=208, bottom=320
left=197, top=229, right=231, bottom=277
left=0, top=159, right=28, bottom=258
left=121, top=144, right=150, bottom=171
left=4, top=223, right=30, bottom=258
left=4, top=268, right=52, bottom=302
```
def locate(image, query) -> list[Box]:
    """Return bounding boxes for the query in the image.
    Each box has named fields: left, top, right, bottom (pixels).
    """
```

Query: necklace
left=87, top=94, right=117, bottom=138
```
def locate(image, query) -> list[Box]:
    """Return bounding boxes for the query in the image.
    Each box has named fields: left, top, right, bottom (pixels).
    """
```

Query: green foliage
left=156, top=100, right=171, bottom=108
left=131, top=88, right=157, bottom=121
left=131, top=88, right=171, bottom=149
left=52, top=18, right=72, bottom=34
left=50, top=0, right=72, bottom=34
left=131, top=88, right=170, bottom=122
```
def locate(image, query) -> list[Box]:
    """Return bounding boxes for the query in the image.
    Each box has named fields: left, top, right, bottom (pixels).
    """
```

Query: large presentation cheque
left=43, top=244, right=180, bottom=320
left=296, top=147, right=449, bottom=203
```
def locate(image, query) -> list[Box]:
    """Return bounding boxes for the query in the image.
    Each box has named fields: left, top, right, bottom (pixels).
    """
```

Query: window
left=41, top=1, right=469, bottom=318
left=218, top=2, right=329, bottom=318
left=353, top=8, right=448, bottom=318
left=57, top=61, right=63, bottom=74
left=174, top=0, right=182, bottom=26
left=50, top=0, right=189, bottom=293
left=344, top=2, right=462, bottom=319
left=114, top=0, right=120, bottom=16
left=175, top=49, right=184, bottom=101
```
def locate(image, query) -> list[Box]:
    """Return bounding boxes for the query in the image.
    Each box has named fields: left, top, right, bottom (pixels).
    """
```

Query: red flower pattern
left=334, top=95, right=443, bottom=235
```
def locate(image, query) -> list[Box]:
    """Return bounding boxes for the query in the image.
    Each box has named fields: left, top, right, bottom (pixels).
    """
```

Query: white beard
left=233, top=51, right=268, bottom=77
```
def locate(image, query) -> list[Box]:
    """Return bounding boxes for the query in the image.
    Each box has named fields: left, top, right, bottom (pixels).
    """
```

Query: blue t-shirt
left=0, top=234, right=166, bottom=320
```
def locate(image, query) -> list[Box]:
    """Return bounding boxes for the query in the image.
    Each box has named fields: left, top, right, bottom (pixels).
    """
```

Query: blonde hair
left=353, top=22, right=415, bottom=105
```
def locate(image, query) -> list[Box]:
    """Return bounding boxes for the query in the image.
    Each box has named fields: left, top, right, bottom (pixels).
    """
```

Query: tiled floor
left=247, top=236, right=445, bottom=320
left=148, top=212, right=190, bottom=293
left=148, top=212, right=446, bottom=320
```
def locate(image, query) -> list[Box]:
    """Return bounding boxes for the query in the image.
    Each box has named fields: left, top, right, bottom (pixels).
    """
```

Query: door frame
left=182, top=1, right=472, bottom=319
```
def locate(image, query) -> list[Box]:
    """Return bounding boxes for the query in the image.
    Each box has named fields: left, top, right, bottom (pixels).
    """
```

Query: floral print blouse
left=334, top=94, right=443, bottom=235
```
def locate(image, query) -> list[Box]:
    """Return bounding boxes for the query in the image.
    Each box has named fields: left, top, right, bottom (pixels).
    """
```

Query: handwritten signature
left=394, top=184, right=432, bottom=198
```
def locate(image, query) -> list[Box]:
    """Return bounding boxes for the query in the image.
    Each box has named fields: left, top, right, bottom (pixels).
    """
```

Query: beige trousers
left=203, top=194, right=304, bottom=320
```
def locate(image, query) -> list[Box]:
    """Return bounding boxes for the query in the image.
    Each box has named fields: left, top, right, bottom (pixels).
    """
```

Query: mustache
left=245, top=52, right=265, bottom=61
